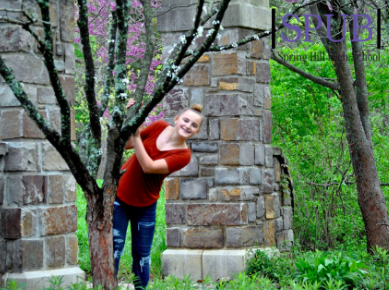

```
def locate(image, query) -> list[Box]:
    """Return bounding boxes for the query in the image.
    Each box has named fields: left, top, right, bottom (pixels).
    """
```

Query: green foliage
left=0, top=280, right=26, bottom=290
left=292, top=251, right=366, bottom=287
left=246, top=249, right=277, bottom=280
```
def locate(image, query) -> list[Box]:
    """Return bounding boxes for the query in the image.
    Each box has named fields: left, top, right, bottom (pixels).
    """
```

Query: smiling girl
left=113, top=99, right=203, bottom=289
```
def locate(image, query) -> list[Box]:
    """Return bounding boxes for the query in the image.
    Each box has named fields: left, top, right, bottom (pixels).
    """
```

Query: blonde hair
left=177, top=104, right=204, bottom=126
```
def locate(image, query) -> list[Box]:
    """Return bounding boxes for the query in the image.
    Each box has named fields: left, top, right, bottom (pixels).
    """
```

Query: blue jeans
left=113, top=197, right=157, bottom=290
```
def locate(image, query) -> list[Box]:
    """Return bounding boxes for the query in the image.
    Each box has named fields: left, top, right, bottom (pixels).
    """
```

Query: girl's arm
left=124, top=136, right=134, bottom=150
left=133, top=131, right=170, bottom=174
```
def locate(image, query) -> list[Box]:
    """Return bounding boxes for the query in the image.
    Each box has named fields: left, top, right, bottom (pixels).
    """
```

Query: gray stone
left=254, top=144, right=265, bottom=165
left=215, top=168, right=249, bottom=185
left=56, top=44, right=64, bottom=56
left=248, top=202, right=256, bottom=223
left=0, top=84, right=21, bottom=106
left=21, top=209, right=37, bottom=237
left=22, top=175, right=46, bottom=205
left=165, top=204, right=186, bottom=224
left=42, top=143, right=69, bottom=171
left=46, top=236, right=65, bottom=268
left=199, top=154, right=218, bottom=165
left=2, top=55, right=50, bottom=85
left=204, top=94, right=253, bottom=117
left=166, top=228, right=181, bottom=248
left=2, top=208, right=21, bottom=239
left=4, top=142, right=39, bottom=172
left=64, top=175, right=77, bottom=202
left=6, top=240, right=22, bottom=272
left=64, top=44, right=75, bottom=74
left=0, top=239, right=5, bottom=273
left=265, top=192, right=281, bottom=219
left=7, top=176, right=24, bottom=207
left=200, top=167, right=214, bottom=176
left=180, top=178, right=207, bottom=200
left=256, top=62, right=271, bottom=84
left=249, top=167, right=262, bottom=185
left=163, top=88, right=189, bottom=117
left=192, top=142, right=218, bottom=153
left=37, top=87, right=57, bottom=104
left=48, top=175, right=64, bottom=204
left=191, top=117, right=208, bottom=140
left=54, top=60, right=65, bottom=72
left=276, top=217, right=284, bottom=232
left=226, top=226, right=263, bottom=248
left=262, top=169, right=273, bottom=193
left=276, top=230, right=294, bottom=252
left=170, top=155, right=198, bottom=177
left=207, top=178, right=215, bottom=188
left=187, top=203, right=247, bottom=226
left=66, top=235, right=79, bottom=265
left=0, top=177, right=5, bottom=205
left=162, top=249, right=202, bottom=280
left=60, top=0, right=75, bottom=42
left=257, top=196, right=265, bottom=218
left=189, top=88, right=203, bottom=105
left=283, top=207, right=293, bottom=230
left=183, top=228, right=224, bottom=248
left=265, top=145, right=273, bottom=167
left=253, top=84, right=271, bottom=107
left=209, top=119, right=220, bottom=140
left=220, top=186, right=258, bottom=201
left=263, top=109, right=272, bottom=144
left=209, top=188, right=218, bottom=202
left=0, top=142, right=8, bottom=156
left=239, top=143, right=254, bottom=165
left=0, top=26, right=34, bottom=52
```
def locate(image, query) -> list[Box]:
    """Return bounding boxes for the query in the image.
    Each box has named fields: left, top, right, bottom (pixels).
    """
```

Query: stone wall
left=158, top=0, right=294, bottom=280
left=0, top=0, right=84, bottom=287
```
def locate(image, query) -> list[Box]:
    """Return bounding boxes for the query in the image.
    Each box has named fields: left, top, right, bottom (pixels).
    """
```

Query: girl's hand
left=126, top=98, right=135, bottom=109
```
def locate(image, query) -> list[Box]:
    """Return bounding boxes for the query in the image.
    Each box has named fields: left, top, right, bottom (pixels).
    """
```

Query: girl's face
left=174, top=110, right=202, bottom=140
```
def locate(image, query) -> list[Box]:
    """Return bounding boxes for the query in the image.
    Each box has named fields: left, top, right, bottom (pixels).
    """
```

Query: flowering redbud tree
left=0, top=0, right=279, bottom=287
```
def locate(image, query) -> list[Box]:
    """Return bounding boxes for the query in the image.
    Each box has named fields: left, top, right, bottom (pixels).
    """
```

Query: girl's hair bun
left=190, top=104, right=203, bottom=114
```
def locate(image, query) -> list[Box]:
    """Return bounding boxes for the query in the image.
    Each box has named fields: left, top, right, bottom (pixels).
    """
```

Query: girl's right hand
left=126, top=98, right=135, bottom=109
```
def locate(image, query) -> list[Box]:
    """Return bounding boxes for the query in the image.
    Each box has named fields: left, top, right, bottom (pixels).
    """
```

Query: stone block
left=7, top=176, right=24, bottom=206
left=170, top=154, right=198, bottom=176
left=180, top=178, right=207, bottom=200
left=220, top=186, right=258, bottom=201
left=46, top=236, right=65, bottom=268
left=263, top=220, right=276, bottom=247
left=253, top=84, right=271, bottom=107
left=256, top=62, right=271, bottom=84
left=22, top=111, right=46, bottom=138
left=6, top=240, right=22, bottom=272
left=276, top=230, right=294, bottom=252
left=1, top=208, right=21, bottom=239
left=283, top=207, right=293, bottom=230
left=204, top=94, right=252, bottom=117
left=48, top=106, right=61, bottom=133
left=247, top=60, right=256, bottom=76
left=219, top=77, right=255, bottom=92
left=162, top=88, right=189, bottom=116
left=4, top=142, right=39, bottom=172
left=208, top=188, right=218, bottom=202
left=257, top=196, right=265, bottom=218
left=200, top=167, right=214, bottom=176
left=165, top=204, right=186, bottom=224
left=220, top=119, right=260, bottom=141
left=248, top=202, right=256, bottom=223
left=276, top=217, right=284, bottom=232
left=21, top=209, right=37, bottom=237
left=2, top=55, right=50, bottom=85
left=37, top=87, right=56, bottom=104
left=220, top=143, right=239, bottom=165
left=64, top=44, right=75, bottom=74
left=22, top=240, right=44, bottom=270
left=240, top=143, right=254, bottom=165
left=0, top=26, right=34, bottom=52
left=215, top=168, right=245, bottom=185
left=189, top=88, right=203, bottom=105
left=66, top=235, right=79, bottom=265
left=56, top=44, right=64, bottom=56
left=274, top=158, right=281, bottom=182
left=0, top=85, right=21, bottom=106
left=183, top=228, right=223, bottom=248
left=166, top=228, right=181, bottom=248
left=60, top=0, right=75, bottom=42
left=213, top=53, right=244, bottom=76
left=199, top=154, right=218, bottom=165
left=207, top=178, right=215, bottom=188
left=265, top=192, right=280, bottom=219
left=209, top=119, right=220, bottom=140
left=250, top=37, right=271, bottom=59
left=54, top=60, right=65, bottom=72
left=249, top=167, right=262, bottom=185
left=0, top=239, right=5, bottom=273
left=191, top=142, right=218, bottom=153
left=265, top=145, right=273, bottom=167
left=254, top=144, right=265, bottom=165
left=0, top=109, right=23, bottom=139
left=48, top=175, right=64, bottom=204
left=59, top=75, right=75, bottom=105
left=226, top=226, right=263, bottom=247
left=191, top=117, right=208, bottom=140
left=184, top=65, right=209, bottom=86
left=263, top=169, right=274, bottom=193
left=164, top=178, right=179, bottom=200
left=40, top=205, right=78, bottom=235
left=64, top=175, right=77, bottom=202
left=263, top=110, right=272, bottom=144
left=42, top=143, right=69, bottom=171
left=282, top=186, right=292, bottom=207
left=162, top=249, right=202, bottom=280
left=187, top=203, right=247, bottom=226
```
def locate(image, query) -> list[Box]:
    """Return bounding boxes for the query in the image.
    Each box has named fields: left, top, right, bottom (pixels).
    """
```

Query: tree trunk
left=86, top=191, right=117, bottom=289
left=329, top=41, right=389, bottom=252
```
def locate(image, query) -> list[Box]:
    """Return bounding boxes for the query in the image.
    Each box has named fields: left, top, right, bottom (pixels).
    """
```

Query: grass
left=75, top=182, right=167, bottom=280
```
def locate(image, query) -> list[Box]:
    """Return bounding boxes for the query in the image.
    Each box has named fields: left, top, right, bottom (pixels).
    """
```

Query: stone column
left=158, top=0, right=294, bottom=280
left=0, top=0, right=84, bottom=288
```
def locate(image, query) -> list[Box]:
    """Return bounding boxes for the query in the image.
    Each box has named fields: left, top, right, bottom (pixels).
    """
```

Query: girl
left=113, top=98, right=203, bottom=289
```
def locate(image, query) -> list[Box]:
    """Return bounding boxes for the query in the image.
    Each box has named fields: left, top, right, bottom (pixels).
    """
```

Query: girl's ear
left=174, top=115, right=178, bottom=124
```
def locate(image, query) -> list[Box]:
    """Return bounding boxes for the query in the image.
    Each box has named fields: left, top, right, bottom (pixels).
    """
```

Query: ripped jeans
left=113, top=197, right=157, bottom=290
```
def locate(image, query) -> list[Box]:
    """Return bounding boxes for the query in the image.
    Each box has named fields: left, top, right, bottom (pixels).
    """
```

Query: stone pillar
left=0, top=0, right=84, bottom=288
left=158, top=0, right=294, bottom=281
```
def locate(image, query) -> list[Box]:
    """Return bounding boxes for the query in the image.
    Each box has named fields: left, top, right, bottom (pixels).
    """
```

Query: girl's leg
left=112, top=198, right=130, bottom=275
left=130, top=202, right=157, bottom=290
